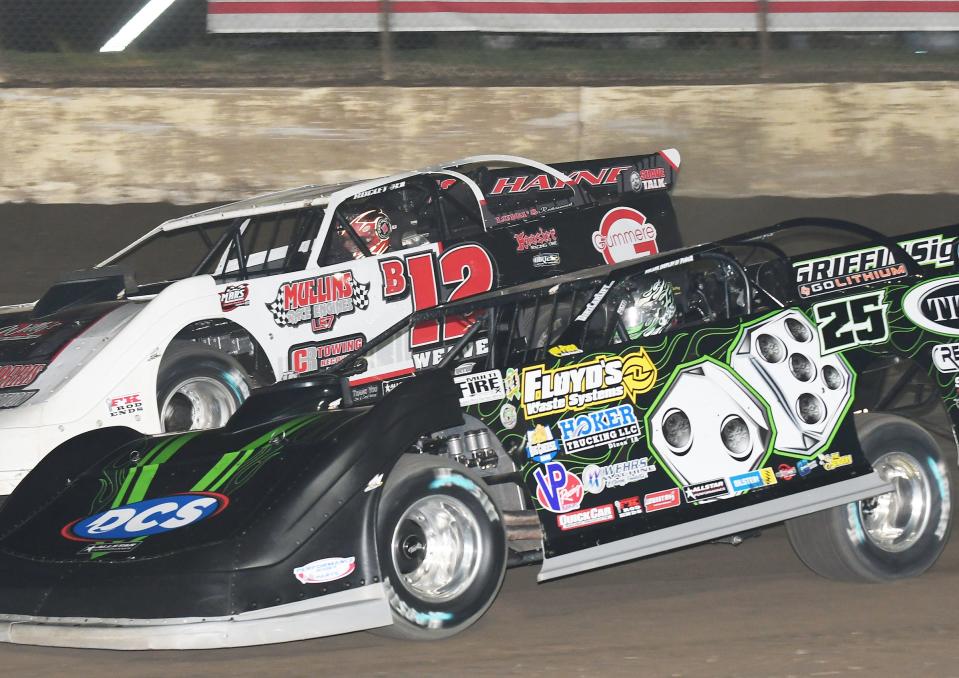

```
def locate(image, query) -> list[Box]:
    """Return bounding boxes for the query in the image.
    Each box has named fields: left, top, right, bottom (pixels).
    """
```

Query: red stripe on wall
left=209, top=0, right=959, bottom=14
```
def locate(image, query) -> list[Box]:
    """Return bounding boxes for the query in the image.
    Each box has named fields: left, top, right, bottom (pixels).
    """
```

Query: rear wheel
left=786, top=413, right=952, bottom=582
left=157, top=342, right=251, bottom=433
left=374, top=454, right=507, bottom=640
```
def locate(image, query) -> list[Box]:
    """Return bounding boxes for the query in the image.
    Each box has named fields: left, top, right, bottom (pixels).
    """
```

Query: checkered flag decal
left=267, top=292, right=292, bottom=327
left=352, top=280, right=371, bottom=310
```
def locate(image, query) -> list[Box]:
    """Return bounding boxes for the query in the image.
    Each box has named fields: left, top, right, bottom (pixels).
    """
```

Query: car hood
left=0, top=302, right=126, bottom=366
left=0, top=409, right=364, bottom=564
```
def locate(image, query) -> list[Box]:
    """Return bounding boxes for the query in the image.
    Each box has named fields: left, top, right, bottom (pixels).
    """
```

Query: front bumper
left=0, top=583, right=391, bottom=650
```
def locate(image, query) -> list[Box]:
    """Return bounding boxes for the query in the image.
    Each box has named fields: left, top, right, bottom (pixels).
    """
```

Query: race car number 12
left=379, top=244, right=495, bottom=348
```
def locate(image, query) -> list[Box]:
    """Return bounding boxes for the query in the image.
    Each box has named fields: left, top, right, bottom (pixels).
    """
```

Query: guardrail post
left=757, top=0, right=771, bottom=78
left=379, top=0, right=394, bottom=82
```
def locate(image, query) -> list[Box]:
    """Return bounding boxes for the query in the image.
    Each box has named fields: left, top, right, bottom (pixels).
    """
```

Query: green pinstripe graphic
left=190, top=451, right=243, bottom=493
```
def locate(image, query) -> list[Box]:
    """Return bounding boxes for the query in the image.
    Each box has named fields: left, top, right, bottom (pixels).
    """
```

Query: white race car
left=0, top=151, right=683, bottom=495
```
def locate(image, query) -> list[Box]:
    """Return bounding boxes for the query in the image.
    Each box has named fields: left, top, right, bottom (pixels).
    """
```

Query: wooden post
left=757, top=0, right=771, bottom=78
left=379, top=0, right=393, bottom=82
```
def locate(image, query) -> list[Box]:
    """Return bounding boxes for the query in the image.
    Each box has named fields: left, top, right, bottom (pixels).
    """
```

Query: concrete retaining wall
left=2, top=82, right=957, bottom=204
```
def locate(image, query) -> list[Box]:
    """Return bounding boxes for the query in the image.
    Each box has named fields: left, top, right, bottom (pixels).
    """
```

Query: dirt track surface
left=0, top=526, right=957, bottom=677
left=1, top=197, right=959, bottom=676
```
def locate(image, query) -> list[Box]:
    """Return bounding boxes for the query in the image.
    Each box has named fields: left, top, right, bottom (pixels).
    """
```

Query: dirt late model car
left=0, top=216, right=954, bottom=649
left=0, top=151, right=683, bottom=496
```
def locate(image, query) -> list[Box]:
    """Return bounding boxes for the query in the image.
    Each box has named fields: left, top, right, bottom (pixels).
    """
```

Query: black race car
left=0, top=217, right=954, bottom=649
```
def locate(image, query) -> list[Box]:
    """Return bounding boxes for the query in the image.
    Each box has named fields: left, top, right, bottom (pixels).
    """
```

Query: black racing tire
left=373, top=454, right=507, bottom=640
left=157, top=341, right=251, bottom=433
left=786, top=413, right=953, bottom=582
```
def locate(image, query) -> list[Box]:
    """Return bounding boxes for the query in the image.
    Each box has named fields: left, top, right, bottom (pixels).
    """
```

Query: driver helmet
left=349, top=209, right=394, bottom=256
left=617, top=276, right=677, bottom=339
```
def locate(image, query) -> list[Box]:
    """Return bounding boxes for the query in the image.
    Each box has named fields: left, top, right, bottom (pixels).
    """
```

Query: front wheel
left=157, top=342, right=251, bottom=433
left=374, top=454, right=507, bottom=640
left=786, top=413, right=952, bottom=582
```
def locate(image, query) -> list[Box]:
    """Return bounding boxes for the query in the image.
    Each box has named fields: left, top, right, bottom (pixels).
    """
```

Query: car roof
left=154, top=154, right=572, bottom=233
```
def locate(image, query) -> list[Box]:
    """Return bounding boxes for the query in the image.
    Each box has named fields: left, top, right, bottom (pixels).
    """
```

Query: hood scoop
left=33, top=266, right=135, bottom=318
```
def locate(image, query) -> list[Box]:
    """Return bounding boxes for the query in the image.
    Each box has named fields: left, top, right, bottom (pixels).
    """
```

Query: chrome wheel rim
left=857, top=451, right=933, bottom=553
left=161, top=377, right=239, bottom=432
left=391, top=495, right=483, bottom=603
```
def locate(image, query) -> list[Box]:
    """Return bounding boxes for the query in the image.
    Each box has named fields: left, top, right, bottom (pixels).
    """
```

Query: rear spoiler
left=482, top=149, right=681, bottom=200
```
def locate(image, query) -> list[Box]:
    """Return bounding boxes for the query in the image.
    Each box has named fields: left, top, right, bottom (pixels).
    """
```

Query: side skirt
left=538, top=472, right=891, bottom=582
left=0, top=583, right=392, bottom=650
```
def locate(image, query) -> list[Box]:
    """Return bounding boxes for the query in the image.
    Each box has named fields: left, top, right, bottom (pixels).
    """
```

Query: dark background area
left=4, top=194, right=959, bottom=305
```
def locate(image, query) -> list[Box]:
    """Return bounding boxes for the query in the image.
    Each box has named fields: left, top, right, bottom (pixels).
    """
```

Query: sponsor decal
left=290, top=334, right=366, bottom=375
left=383, top=376, right=411, bottom=394
left=490, top=166, right=630, bottom=195
left=351, top=383, right=380, bottom=403
left=795, top=246, right=892, bottom=284
left=933, top=344, right=959, bottom=373
left=644, top=487, right=681, bottom=512
left=533, top=252, right=562, bottom=268
left=0, top=391, right=36, bottom=409
left=453, top=361, right=475, bottom=376
left=494, top=208, right=538, bottom=225
left=615, top=495, right=644, bottom=518
left=364, top=473, right=384, bottom=492
left=645, top=254, right=694, bottom=273
left=798, top=264, right=907, bottom=298
left=413, top=337, right=488, bottom=370
left=628, top=167, right=667, bottom=191
left=455, top=369, right=505, bottom=407
left=500, top=403, right=518, bottom=429
left=903, top=277, right=959, bottom=336
left=557, top=504, right=615, bottom=531
left=267, top=271, right=370, bottom=332
left=813, top=290, right=890, bottom=354
left=0, top=321, right=61, bottom=342
left=548, top=344, right=582, bottom=358
left=819, top=452, right=853, bottom=470
left=526, top=424, right=560, bottom=463
left=729, top=471, right=764, bottom=492
left=557, top=404, right=642, bottom=454
left=0, top=363, right=45, bottom=389
left=294, top=557, right=356, bottom=584
left=797, top=459, right=817, bottom=477
left=899, top=233, right=956, bottom=269
left=575, top=281, right=616, bottom=322
left=759, top=467, right=778, bottom=486
left=683, top=478, right=730, bottom=502
left=353, top=180, right=405, bottom=199
left=62, top=492, right=229, bottom=541
left=776, top=464, right=798, bottom=481
left=592, top=207, right=658, bottom=265
left=581, top=458, right=657, bottom=494
left=108, top=394, right=144, bottom=418
left=534, top=461, right=584, bottom=513
left=520, top=348, right=656, bottom=420
left=514, top=227, right=558, bottom=252
left=581, top=464, right=605, bottom=494
left=218, top=283, right=250, bottom=312
left=504, top=367, right=520, bottom=401
left=77, top=541, right=141, bottom=556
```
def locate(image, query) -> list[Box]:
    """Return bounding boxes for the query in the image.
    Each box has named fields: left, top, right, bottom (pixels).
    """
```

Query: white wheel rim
left=391, top=495, right=484, bottom=603
left=857, top=450, right=933, bottom=553
left=161, top=376, right=239, bottom=432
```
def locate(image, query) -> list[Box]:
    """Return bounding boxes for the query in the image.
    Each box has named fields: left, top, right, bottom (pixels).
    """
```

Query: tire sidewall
left=377, top=459, right=506, bottom=638
left=840, top=420, right=952, bottom=580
